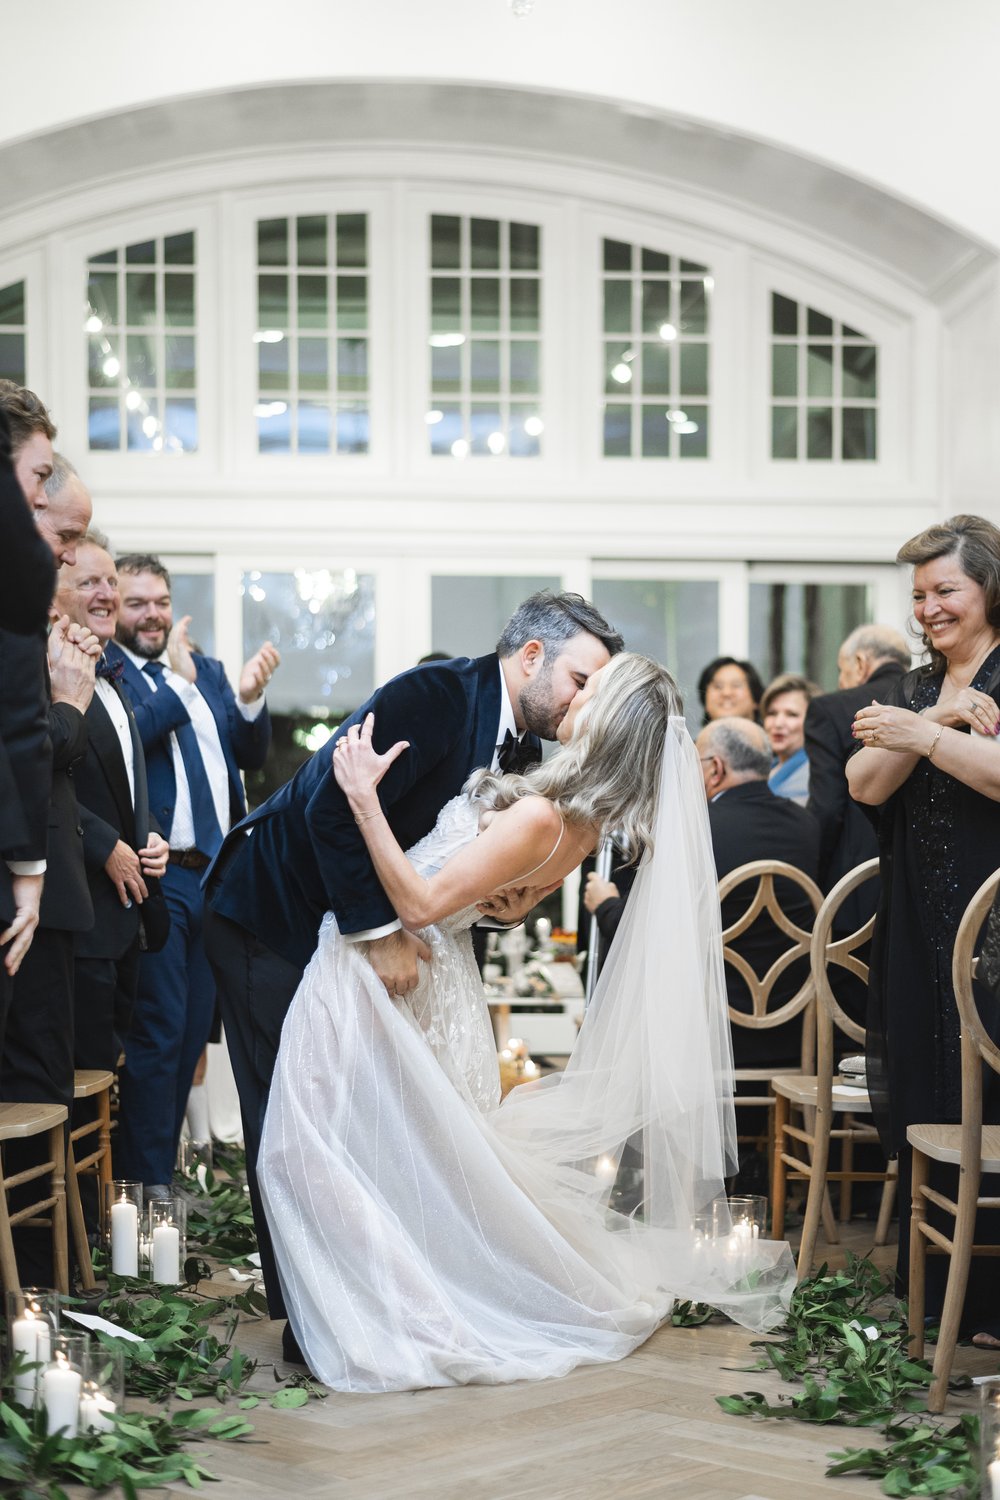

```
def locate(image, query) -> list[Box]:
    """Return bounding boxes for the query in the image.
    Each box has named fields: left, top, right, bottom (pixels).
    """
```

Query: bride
left=258, top=652, right=795, bottom=1392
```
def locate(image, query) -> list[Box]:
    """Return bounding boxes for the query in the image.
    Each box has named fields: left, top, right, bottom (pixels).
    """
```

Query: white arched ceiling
left=1, top=0, right=999, bottom=253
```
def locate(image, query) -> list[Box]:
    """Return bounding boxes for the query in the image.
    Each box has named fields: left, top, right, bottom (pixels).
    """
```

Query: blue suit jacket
left=206, top=654, right=537, bottom=971
left=105, top=643, right=271, bottom=842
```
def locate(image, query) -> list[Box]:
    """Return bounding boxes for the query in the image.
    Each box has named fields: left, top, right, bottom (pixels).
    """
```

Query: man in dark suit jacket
left=203, top=591, right=622, bottom=1338
left=696, top=715, right=820, bottom=1070
left=805, top=624, right=910, bottom=931
left=0, top=405, right=55, bottom=1037
left=106, top=553, right=276, bottom=1194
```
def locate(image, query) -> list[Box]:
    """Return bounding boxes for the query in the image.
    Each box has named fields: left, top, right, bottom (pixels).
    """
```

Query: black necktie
left=496, top=729, right=534, bottom=775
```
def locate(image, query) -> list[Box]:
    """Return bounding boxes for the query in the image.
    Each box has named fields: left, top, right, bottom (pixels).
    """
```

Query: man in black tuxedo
left=0, top=404, right=55, bottom=1044
left=52, top=535, right=170, bottom=1076
left=696, top=715, right=820, bottom=1070
left=204, top=590, right=623, bottom=1341
left=805, top=624, right=910, bottom=931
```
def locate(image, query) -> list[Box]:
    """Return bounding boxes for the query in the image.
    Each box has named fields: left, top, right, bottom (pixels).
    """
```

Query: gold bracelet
left=354, top=808, right=383, bottom=825
left=926, top=725, right=944, bottom=761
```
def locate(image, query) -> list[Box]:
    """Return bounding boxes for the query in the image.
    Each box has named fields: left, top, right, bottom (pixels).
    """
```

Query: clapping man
left=106, top=554, right=278, bottom=1196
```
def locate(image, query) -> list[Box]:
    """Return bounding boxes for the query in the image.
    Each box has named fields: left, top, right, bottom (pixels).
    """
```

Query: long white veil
left=493, top=716, right=795, bottom=1330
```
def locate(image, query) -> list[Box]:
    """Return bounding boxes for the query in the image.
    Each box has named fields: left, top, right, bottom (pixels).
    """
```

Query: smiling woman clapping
left=847, top=513, right=1000, bottom=1340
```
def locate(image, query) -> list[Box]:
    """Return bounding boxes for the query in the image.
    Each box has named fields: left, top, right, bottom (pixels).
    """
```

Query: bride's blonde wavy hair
left=468, top=651, right=682, bottom=861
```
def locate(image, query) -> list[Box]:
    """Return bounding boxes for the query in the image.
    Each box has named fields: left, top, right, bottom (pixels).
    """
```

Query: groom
left=203, top=591, right=622, bottom=1342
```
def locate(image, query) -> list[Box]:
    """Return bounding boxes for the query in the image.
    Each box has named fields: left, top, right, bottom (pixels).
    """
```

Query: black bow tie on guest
left=496, top=729, right=534, bottom=776
left=95, top=654, right=125, bottom=684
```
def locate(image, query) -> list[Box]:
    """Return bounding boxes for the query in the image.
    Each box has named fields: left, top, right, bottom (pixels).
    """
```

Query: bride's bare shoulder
left=499, top=794, right=562, bottom=837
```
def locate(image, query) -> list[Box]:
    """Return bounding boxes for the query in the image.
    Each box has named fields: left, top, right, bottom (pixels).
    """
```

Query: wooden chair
left=772, top=858, right=896, bottom=1277
left=66, top=1069, right=115, bottom=1292
left=718, top=859, right=823, bottom=1174
left=908, top=866, right=1000, bottom=1412
left=0, top=1102, right=69, bottom=1297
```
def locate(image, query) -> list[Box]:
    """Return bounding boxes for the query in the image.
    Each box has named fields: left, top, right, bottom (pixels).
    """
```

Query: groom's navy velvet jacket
left=206, top=653, right=537, bottom=971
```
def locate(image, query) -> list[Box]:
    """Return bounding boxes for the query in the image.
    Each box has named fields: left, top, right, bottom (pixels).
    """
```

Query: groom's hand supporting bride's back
left=361, top=927, right=432, bottom=999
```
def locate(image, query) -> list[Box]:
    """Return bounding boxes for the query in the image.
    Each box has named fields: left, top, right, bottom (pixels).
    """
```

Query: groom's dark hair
left=496, top=591, right=624, bottom=658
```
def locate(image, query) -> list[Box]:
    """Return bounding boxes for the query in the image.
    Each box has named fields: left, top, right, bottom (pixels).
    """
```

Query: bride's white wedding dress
left=259, top=720, right=795, bottom=1393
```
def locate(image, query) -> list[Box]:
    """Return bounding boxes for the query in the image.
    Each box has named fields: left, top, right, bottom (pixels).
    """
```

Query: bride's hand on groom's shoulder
left=333, top=712, right=410, bottom=805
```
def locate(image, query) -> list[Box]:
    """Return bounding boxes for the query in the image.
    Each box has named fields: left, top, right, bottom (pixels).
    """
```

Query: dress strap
left=507, top=818, right=565, bottom=885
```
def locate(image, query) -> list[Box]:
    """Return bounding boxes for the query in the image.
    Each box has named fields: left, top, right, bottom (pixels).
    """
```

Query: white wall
left=3, top=1, right=1000, bottom=251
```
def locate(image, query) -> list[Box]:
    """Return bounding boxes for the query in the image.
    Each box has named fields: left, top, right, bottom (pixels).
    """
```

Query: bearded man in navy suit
left=106, top=554, right=279, bottom=1195
left=203, top=591, right=623, bottom=1348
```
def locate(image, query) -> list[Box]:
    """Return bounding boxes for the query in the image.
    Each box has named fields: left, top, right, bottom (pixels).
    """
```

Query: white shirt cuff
left=7, top=860, right=46, bottom=877
left=345, top=919, right=403, bottom=943
left=236, top=693, right=266, bottom=721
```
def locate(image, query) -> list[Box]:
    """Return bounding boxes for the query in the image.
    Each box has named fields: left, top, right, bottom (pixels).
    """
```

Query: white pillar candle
left=10, top=1312, right=39, bottom=1404
left=989, top=1457, right=1000, bottom=1500
left=110, top=1198, right=139, bottom=1276
left=80, top=1390, right=116, bottom=1433
left=151, top=1222, right=181, bottom=1284
left=42, top=1356, right=81, bottom=1438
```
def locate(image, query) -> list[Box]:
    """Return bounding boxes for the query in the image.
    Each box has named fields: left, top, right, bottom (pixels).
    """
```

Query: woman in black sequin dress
left=848, top=514, right=1000, bottom=1335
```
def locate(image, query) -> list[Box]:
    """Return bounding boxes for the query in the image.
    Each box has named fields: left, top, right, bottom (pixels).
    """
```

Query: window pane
left=336, top=213, right=367, bottom=268
left=749, top=581, right=871, bottom=684
left=842, top=344, right=877, bottom=399
left=296, top=215, right=327, bottom=268
left=679, top=280, right=707, bottom=333
left=603, top=403, right=631, bottom=457
left=258, top=218, right=288, bottom=267
left=842, top=407, right=877, bottom=461
left=0, top=281, right=26, bottom=324
left=0, top=333, right=25, bottom=381
left=807, top=307, right=834, bottom=336
left=509, top=279, right=539, bottom=333
left=605, top=342, right=635, bottom=395
left=431, top=342, right=462, bottom=393
left=257, top=402, right=291, bottom=452
left=258, top=337, right=289, bottom=390
left=429, top=405, right=463, bottom=456
left=807, top=406, right=833, bottom=460
left=603, top=239, right=632, bottom=273
left=125, top=240, right=155, bottom=265
left=509, top=340, right=539, bottom=394
left=771, top=344, right=797, bottom=398
left=165, top=335, right=196, bottom=390
left=298, top=274, right=328, bottom=329
left=337, top=337, right=367, bottom=393
left=806, top=344, right=833, bottom=398
left=165, top=271, right=196, bottom=328
left=88, top=397, right=120, bottom=450
left=258, top=274, right=289, bottom=323
left=641, top=280, right=670, bottom=334
left=336, top=404, right=369, bottom=454
left=591, top=577, right=718, bottom=711
left=169, top=573, right=215, bottom=656
left=298, top=336, right=329, bottom=391
left=603, top=280, right=631, bottom=334
left=642, top=342, right=671, bottom=396
left=336, top=275, right=367, bottom=330
left=297, top=399, right=332, bottom=453
left=641, top=404, right=671, bottom=458
left=641, top=248, right=671, bottom=273
left=126, top=272, right=157, bottom=326
left=771, top=406, right=798, bottom=459
left=89, top=334, right=120, bottom=387
left=431, top=277, right=461, bottom=331
left=470, top=278, right=500, bottom=331
left=771, top=292, right=798, bottom=336
left=470, top=218, right=500, bottom=270
left=470, top=405, right=502, bottom=456
left=509, top=405, right=542, bottom=457
left=431, top=215, right=461, bottom=270
left=126, top=396, right=159, bottom=450
left=126, top=333, right=157, bottom=386
left=164, top=232, right=195, bottom=265
left=678, top=404, right=708, bottom=458
left=242, top=569, right=376, bottom=718
left=432, top=575, right=560, bottom=659
left=679, top=259, right=708, bottom=275
left=164, top=398, right=198, bottom=451
left=470, top=339, right=500, bottom=393
left=679, top=343, right=708, bottom=397
left=87, top=272, right=118, bottom=325
left=509, top=222, right=540, bottom=271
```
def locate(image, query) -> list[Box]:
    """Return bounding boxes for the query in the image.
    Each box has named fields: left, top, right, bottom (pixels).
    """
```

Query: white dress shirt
left=94, top=676, right=136, bottom=808
left=120, top=645, right=264, bottom=849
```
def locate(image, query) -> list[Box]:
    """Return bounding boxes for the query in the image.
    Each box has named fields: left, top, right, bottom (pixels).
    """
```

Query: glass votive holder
left=40, top=1333, right=88, bottom=1439
left=5, top=1288, right=60, bottom=1407
left=104, top=1180, right=143, bottom=1277
left=722, top=1195, right=769, bottom=1239
left=691, top=1210, right=717, bottom=1253
left=147, top=1198, right=187, bottom=1285
left=177, top=1137, right=214, bottom=1186
left=980, top=1376, right=1000, bottom=1498
left=81, top=1342, right=124, bottom=1433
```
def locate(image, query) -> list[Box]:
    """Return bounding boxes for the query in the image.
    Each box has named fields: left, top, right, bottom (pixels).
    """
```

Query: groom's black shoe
left=281, top=1322, right=310, bottom=1370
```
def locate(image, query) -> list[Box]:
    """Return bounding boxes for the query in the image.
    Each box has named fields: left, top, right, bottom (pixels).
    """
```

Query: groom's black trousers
left=202, top=906, right=302, bottom=1322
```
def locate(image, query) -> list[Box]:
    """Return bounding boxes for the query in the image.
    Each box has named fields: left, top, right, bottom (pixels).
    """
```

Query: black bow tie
left=496, top=729, right=535, bottom=776
left=96, top=655, right=125, bottom=684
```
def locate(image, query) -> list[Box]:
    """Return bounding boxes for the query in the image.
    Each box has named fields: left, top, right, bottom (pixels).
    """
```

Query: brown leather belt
left=168, top=848, right=211, bottom=871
